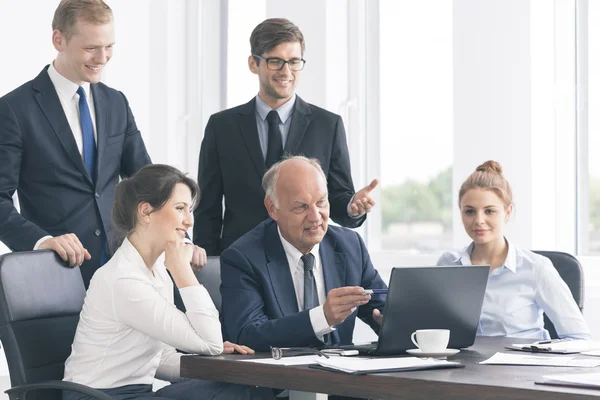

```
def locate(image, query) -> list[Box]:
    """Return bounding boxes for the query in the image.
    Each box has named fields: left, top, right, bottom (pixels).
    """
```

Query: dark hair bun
left=476, top=160, right=503, bottom=175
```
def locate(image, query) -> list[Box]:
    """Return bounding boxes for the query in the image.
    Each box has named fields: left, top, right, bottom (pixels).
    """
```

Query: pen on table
left=534, top=339, right=563, bottom=345
left=363, top=289, right=388, bottom=295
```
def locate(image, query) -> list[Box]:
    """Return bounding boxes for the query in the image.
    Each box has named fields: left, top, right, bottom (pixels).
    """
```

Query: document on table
left=239, top=355, right=323, bottom=366
left=536, top=372, right=600, bottom=389
left=506, top=340, right=600, bottom=354
left=312, top=356, right=464, bottom=375
left=581, top=350, right=600, bottom=357
left=480, top=352, right=600, bottom=367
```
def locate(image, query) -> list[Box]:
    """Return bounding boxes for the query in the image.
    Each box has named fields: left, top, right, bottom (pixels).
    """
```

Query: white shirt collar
left=119, top=237, right=164, bottom=284
left=255, top=93, right=296, bottom=124
left=277, top=226, right=320, bottom=273
left=47, top=61, right=92, bottom=100
left=456, top=238, right=518, bottom=273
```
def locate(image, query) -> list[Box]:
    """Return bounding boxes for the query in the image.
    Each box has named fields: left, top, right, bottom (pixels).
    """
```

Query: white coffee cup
left=410, top=329, right=450, bottom=352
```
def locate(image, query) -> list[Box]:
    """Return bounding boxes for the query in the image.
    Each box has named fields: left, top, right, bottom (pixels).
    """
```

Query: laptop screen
left=377, top=265, right=489, bottom=354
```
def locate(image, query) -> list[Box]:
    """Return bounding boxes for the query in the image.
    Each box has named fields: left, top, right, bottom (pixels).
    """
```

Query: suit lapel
left=284, top=96, right=311, bottom=154
left=264, top=221, right=299, bottom=316
left=91, top=84, right=107, bottom=189
left=320, top=232, right=346, bottom=294
left=236, top=98, right=265, bottom=177
left=32, top=68, right=93, bottom=185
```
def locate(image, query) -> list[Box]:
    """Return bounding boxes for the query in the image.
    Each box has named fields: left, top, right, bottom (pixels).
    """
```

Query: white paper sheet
left=581, top=349, right=600, bottom=357
left=480, top=352, right=600, bottom=367
left=239, top=355, right=323, bottom=366
left=316, top=356, right=456, bottom=373
left=510, top=340, right=600, bottom=353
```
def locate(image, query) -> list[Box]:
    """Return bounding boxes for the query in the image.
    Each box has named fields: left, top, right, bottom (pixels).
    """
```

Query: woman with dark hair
left=437, top=160, right=590, bottom=340
left=63, top=164, right=273, bottom=400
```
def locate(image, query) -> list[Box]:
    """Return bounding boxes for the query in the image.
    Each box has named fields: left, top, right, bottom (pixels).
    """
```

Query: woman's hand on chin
left=222, top=341, right=255, bottom=355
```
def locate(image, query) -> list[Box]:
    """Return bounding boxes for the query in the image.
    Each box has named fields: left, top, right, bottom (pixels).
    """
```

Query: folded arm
left=114, top=275, right=224, bottom=355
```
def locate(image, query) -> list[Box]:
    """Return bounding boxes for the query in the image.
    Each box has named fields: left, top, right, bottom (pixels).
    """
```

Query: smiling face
left=460, top=188, right=512, bottom=245
left=265, top=159, right=329, bottom=254
left=144, top=183, right=194, bottom=249
left=52, top=18, right=114, bottom=85
left=249, top=41, right=302, bottom=109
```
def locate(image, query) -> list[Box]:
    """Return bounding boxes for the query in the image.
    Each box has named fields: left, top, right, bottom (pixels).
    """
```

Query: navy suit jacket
left=194, top=96, right=365, bottom=256
left=0, top=66, right=151, bottom=286
left=220, top=219, right=387, bottom=352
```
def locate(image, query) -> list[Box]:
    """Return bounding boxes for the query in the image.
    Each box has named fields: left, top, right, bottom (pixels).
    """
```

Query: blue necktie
left=77, top=87, right=107, bottom=266
left=77, top=86, right=96, bottom=182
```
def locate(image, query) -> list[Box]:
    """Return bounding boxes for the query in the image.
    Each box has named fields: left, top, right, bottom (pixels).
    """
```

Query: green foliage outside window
left=381, top=166, right=452, bottom=232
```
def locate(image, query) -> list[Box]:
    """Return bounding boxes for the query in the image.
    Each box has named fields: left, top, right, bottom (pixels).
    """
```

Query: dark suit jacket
left=0, top=66, right=151, bottom=286
left=194, top=96, right=365, bottom=255
left=220, top=219, right=387, bottom=352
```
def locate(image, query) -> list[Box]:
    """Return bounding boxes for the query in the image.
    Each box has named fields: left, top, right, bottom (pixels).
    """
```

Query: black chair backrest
left=533, top=250, right=584, bottom=339
left=195, top=256, right=222, bottom=312
left=0, top=250, right=86, bottom=399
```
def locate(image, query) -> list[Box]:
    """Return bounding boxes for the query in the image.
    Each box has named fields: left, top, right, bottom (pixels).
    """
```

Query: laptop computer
left=342, top=265, right=489, bottom=356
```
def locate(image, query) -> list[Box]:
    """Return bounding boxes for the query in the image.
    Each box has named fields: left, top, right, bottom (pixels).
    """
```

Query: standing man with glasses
left=194, top=18, right=379, bottom=256
left=0, top=0, right=153, bottom=287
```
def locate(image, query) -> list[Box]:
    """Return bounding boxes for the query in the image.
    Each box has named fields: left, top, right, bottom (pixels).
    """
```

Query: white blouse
left=63, top=238, right=223, bottom=389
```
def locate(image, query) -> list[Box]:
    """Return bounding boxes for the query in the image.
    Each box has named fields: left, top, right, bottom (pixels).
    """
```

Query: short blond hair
left=52, top=0, right=113, bottom=40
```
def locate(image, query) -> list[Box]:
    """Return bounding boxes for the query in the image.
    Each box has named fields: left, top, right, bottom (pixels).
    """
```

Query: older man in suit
left=221, top=156, right=387, bottom=354
left=0, top=0, right=207, bottom=287
left=194, top=18, right=379, bottom=256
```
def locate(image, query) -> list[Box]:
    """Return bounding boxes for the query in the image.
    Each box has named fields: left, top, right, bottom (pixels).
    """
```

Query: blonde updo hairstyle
left=458, top=160, right=513, bottom=210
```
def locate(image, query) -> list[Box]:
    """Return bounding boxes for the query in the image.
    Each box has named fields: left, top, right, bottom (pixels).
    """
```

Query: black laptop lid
left=377, top=265, right=489, bottom=355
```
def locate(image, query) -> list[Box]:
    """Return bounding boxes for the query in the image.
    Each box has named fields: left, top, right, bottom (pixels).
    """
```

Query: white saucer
left=406, top=348, right=460, bottom=357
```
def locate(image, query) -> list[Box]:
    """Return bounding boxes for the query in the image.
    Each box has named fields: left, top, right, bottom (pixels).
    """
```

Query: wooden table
left=181, top=337, right=600, bottom=399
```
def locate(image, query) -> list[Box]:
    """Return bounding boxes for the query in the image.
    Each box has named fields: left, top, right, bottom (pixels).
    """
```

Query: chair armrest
left=5, top=380, right=112, bottom=400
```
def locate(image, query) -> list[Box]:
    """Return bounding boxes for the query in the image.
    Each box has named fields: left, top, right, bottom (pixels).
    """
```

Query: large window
left=582, top=0, right=600, bottom=255
left=378, top=0, right=453, bottom=253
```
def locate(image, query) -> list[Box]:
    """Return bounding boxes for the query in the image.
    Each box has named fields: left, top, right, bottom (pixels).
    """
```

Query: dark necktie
left=77, top=87, right=108, bottom=266
left=77, top=86, right=97, bottom=182
left=301, top=253, right=319, bottom=310
left=265, top=110, right=283, bottom=168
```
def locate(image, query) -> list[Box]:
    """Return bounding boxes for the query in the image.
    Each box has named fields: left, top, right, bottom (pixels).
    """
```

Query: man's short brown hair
left=52, top=0, right=113, bottom=40
left=250, top=18, right=305, bottom=60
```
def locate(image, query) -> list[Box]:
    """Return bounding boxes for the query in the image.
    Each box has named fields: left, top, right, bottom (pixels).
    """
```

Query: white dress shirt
left=254, top=94, right=295, bottom=157
left=278, top=228, right=334, bottom=339
left=33, top=62, right=98, bottom=250
left=63, top=238, right=223, bottom=389
left=437, top=240, right=591, bottom=340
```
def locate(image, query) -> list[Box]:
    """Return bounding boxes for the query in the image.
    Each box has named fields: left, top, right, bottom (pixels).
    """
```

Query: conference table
left=180, top=337, right=600, bottom=399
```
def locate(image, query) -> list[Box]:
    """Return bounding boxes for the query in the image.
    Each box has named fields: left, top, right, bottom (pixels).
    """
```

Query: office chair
left=194, top=256, right=222, bottom=312
left=533, top=250, right=584, bottom=340
left=0, top=250, right=110, bottom=400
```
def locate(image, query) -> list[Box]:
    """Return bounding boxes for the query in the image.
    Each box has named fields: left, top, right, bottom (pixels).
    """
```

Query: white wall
left=453, top=0, right=533, bottom=249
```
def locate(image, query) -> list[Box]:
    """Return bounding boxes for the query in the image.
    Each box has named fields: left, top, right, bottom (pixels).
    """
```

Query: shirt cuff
left=309, top=305, right=335, bottom=338
left=346, top=195, right=363, bottom=219
left=34, top=235, right=53, bottom=250
left=179, top=285, right=219, bottom=315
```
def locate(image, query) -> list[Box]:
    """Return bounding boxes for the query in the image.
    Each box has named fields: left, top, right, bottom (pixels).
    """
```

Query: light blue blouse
left=437, top=241, right=591, bottom=340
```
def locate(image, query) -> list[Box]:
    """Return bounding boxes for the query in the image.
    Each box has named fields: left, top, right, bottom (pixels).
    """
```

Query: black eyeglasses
left=253, top=55, right=306, bottom=71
